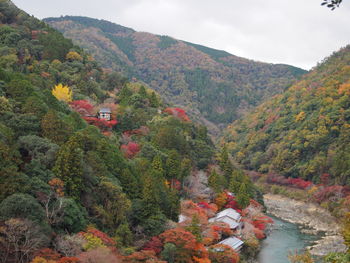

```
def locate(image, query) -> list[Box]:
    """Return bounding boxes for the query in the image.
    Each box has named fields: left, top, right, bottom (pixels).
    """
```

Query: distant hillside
left=44, top=16, right=307, bottom=132
left=222, top=45, right=350, bottom=185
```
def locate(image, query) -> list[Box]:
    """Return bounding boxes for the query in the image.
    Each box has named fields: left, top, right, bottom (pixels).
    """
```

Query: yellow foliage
left=307, top=186, right=318, bottom=196
left=295, top=111, right=306, bottom=122
left=52, top=83, right=72, bottom=102
left=66, top=51, right=83, bottom=62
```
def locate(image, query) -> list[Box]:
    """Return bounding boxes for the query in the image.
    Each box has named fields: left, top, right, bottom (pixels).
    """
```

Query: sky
left=12, top=0, right=350, bottom=70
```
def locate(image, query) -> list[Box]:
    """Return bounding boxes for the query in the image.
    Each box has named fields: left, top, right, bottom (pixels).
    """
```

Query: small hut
left=98, top=108, right=111, bottom=121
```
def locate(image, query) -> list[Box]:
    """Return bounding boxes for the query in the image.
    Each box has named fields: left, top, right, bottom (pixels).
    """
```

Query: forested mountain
left=0, top=1, right=277, bottom=263
left=44, top=16, right=306, bottom=132
left=222, top=45, right=350, bottom=186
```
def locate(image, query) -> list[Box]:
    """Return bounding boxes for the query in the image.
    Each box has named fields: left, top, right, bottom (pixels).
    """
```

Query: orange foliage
left=209, top=244, right=240, bottom=263
left=214, top=192, right=228, bottom=210
left=57, top=257, right=80, bottom=263
left=123, top=250, right=166, bottom=263
left=34, top=248, right=61, bottom=261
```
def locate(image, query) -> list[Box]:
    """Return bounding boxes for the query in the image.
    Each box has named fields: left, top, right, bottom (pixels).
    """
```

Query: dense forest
left=0, top=1, right=274, bottom=263
left=44, top=16, right=306, bottom=132
left=1, top=0, right=349, bottom=262
left=223, top=45, right=350, bottom=186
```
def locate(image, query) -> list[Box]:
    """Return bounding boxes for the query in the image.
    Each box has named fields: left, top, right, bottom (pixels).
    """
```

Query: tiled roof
left=216, top=208, right=241, bottom=221
left=219, top=237, right=244, bottom=250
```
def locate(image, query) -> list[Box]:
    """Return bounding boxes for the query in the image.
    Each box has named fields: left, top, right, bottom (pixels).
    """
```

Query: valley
left=0, top=0, right=349, bottom=263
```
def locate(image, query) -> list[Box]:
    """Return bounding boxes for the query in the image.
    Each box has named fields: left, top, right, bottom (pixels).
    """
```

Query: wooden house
left=98, top=108, right=111, bottom=121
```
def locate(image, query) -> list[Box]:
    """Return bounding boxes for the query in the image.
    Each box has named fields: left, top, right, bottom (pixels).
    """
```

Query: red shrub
left=34, top=248, right=61, bottom=261
left=163, top=107, right=190, bottom=122
left=57, top=257, right=80, bottom=263
left=83, top=116, right=117, bottom=130
left=142, top=237, right=163, bottom=255
left=121, top=142, right=141, bottom=159
left=70, top=100, right=94, bottom=116
left=86, top=227, right=116, bottom=247
left=253, top=228, right=265, bottom=239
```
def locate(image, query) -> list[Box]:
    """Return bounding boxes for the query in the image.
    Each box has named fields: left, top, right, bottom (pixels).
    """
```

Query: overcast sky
left=12, top=0, right=350, bottom=70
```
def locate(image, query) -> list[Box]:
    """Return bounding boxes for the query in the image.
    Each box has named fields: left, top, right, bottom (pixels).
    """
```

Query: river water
left=257, top=215, right=320, bottom=263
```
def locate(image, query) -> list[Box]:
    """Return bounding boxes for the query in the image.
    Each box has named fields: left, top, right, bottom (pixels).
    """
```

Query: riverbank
left=263, top=194, right=347, bottom=257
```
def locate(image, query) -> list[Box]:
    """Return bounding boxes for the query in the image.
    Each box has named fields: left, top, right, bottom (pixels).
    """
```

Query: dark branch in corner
left=321, top=0, right=343, bottom=10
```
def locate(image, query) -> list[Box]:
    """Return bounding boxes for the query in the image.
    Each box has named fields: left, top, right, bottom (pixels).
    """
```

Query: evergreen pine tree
left=152, top=154, right=164, bottom=174
left=186, top=214, right=202, bottom=242
left=208, top=170, right=226, bottom=193
left=228, top=169, right=244, bottom=194
left=118, top=85, right=132, bottom=103
left=53, top=136, right=84, bottom=200
left=115, top=221, right=133, bottom=247
left=138, top=85, right=147, bottom=98
left=119, top=168, right=140, bottom=199
left=149, top=91, right=159, bottom=107
left=219, top=145, right=233, bottom=178
left=236, top=183, right=250, bottom=209
left=179, top=158, right=191, bottom=181
left=41, top=110, right=72, bottom=145
left=141, top=173, right=160, bottom=218
left=166, top=150, right=180, bottom=179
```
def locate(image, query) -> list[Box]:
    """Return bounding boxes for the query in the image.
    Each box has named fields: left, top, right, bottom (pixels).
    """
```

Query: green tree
left=138, top=85, right=147, bottom=98
left=166, top=150, right=181, bottom=179
left=161, top=243, right=177, bottom=263
left=152, top=154, right=164, bottom=174
left=0, top=193, right=45, bottom=224
left=93, top=179, right=131, bottom=233
left=236, top=183, right=250, bottom=209
left=115, top=221, right=133, bottom=247
left=208, top=170, right=226, bottom=193
left=219, top=145, right=233, bottom=178
left=149, top=91, right=159, bottom=107
left=41, top=110, right=72, bottom=145
left=141, top=174, right=160, bottom=218
left=119, top=168, right=140, bottom=199
left=186, top=214, right=202, bottom=242
left=53, top=136, right=84, bottom=200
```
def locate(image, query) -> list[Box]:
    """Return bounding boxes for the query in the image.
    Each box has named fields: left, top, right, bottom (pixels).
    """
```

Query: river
left=257, top=215, right=320, bottom=263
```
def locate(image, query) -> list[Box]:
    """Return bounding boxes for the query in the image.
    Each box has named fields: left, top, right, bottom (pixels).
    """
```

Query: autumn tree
left=52, top=84, right=72, bottom=103
left=0, top=219, right=47, bottom=263
left=66, top=51, right=83, bottom=62
left=209, top=244, right=239, bottom=263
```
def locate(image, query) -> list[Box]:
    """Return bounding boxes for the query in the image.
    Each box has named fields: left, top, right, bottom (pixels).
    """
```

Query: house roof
left=215, top=217, right=240, bottom=229
left=99, top=108, right=111, bottom=113
left=216, top=208, right=241, bottom=222
left=219, top=237, right=244, bottom=250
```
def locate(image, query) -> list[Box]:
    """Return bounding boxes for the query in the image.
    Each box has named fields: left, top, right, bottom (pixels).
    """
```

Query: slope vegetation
left=223, top=45, right=350, bottom=185
left=44, top=16, right=306, bottom=131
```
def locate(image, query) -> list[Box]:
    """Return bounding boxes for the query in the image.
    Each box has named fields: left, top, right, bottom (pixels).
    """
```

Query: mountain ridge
left=44, top=16, right=307, bottom=133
